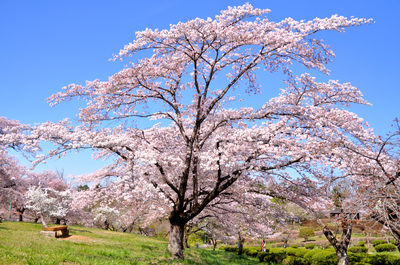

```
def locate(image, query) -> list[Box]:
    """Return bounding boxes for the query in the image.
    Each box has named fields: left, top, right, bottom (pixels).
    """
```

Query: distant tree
left=299, top=227, right=315, bottom=242
left=77, top=185, right=89, bottom=192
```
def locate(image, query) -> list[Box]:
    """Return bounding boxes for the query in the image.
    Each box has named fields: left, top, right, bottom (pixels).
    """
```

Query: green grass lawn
left=0, top=221, right=258, bottom=265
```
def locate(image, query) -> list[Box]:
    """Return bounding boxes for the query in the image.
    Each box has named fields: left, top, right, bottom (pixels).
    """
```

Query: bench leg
left=57, top=229, right=69, bottom=237
left=41, top=231, right=57, bottom=237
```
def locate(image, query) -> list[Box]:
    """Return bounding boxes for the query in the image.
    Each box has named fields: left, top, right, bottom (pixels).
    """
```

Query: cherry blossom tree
left=31, top=4, right=374, bottom=259
left=0, top=116, right=43, bottom=221
left=346, top=119, right=400, bottom=252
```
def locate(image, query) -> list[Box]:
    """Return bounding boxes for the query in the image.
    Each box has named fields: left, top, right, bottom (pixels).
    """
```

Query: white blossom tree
left=25, top=186, right=72, bottom=228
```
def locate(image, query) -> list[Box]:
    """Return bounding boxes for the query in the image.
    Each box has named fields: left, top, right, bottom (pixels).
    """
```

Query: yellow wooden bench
left=41, top=225, right=69, bottom=237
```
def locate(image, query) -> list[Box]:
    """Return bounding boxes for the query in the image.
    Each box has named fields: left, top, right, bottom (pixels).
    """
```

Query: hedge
left=285, top=248, right=309, bottom=258
left=348, top=246, right=368, bottom=253
left=374, top=243, right=396, bottom=253
left=258, top=252, right=270, bottom=262
left=308, top=251, right=337, bottom=265
left=242, top=247, right=261, bottom=257
left=305, top=244, right=315, bottom=249
left=224, top=246, right=237, bottom=252
left=372, top=239, right=386, bottom=247
left=303, top=249, right=326, bottom=260
left=365, top=254, right=400, bottom=265
left=290, top=244, right=298, bottom=248
left=282, top=256, right=310, bottom=265
left=257, top=247, right=400, bottom=264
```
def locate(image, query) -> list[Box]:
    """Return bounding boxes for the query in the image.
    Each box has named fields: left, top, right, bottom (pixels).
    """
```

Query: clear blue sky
left=1, top=0, right=399, bottom=177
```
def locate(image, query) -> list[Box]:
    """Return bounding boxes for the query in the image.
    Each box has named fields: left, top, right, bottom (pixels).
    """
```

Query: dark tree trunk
left=211, top=238, right=218, bottom=250
left=167, top=219, right=185, bottom=259
left=34, top=216, right=40, bottom=223
left=237, top=232, right=245, bottom=255
left=16, top=207, right=25, bottom=222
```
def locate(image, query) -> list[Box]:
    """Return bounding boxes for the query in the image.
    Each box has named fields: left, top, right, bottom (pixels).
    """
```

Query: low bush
left=285, top=248, right=309, bottom=258
left=282, top=256, right=310, bottom=265
left=223, top=246, right=237, bottom=252
left=365, top=253, right=400, bottom=265
left=242, top=247, right=260, bottom=257
left=358, top=241, right=365, bottom=247
left=371, top=239, right=386, bottom=247
left=303, top=249, right=323, bottom=260
left=291, top=244, right=298, bottom=248
left=305, top=244, right=315, bottom=249
left=308, top=251, right=337, bottom=265
left=374, top=243, right=396, bottom=252
left=348, top=246, right=368, bottom=253
left=267, top=248, right=287, bottom=264
left=257, top=252, right=270, bottom=262
left=348, top=253, right=369, bottom=264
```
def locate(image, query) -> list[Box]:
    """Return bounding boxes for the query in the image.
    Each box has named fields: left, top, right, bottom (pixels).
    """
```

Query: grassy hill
left=0, top=221, right=257, bottom=265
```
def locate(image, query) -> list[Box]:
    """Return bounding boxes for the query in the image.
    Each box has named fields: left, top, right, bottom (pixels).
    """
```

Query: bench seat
left=41, top=225, right=69, bottom=237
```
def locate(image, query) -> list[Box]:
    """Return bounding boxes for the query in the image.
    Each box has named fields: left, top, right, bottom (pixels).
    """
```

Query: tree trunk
left=183, top=228, right=189, bottom=248
left=40, top=214, right=48, bottom=228
left=16, top=207, right=25, bottom=222
left=212, top=238, right=217, bottom=250
left=317, top=218, right=352, bottom=265
left=237, top=232, right=245, bottom=255
left=283, top=240, right=288, bottom=248
left=167, top=220, right=185, bottom=259
left=336, top=245, right=349, bottom=265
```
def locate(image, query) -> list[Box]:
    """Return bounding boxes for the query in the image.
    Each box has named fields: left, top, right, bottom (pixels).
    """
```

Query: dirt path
left=58, top=235, right=92, bottom=241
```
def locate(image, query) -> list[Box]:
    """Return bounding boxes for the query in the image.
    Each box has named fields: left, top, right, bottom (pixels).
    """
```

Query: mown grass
left=0, top=221, right=258, bottom=264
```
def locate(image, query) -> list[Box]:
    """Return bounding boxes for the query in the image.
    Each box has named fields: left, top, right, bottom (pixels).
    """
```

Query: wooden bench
left=40, top=225, right=69, bottom=237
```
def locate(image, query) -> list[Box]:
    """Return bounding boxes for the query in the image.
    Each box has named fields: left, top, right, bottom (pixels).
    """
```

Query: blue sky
left=1, top=0, right=399, bottom=178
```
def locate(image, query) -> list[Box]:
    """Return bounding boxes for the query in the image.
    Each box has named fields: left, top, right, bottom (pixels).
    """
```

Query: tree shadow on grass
left=69, top=228, right=92, bottom=233
left=0, top=226, right=8, bottom=230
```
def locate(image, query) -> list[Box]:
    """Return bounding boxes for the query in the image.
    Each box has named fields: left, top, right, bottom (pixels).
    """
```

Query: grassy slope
left=0, top=221, right=257, bottom=265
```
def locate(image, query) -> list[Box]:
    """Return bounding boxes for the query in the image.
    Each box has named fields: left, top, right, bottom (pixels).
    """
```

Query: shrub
left=309, top=251, right=336, bottom=265
left=366, top=254, right=400, bottom=265
left=242, top=247, right=260, bottom=257
left=282, top=256, right=310, bottom=265
left=303, top=249, right=324, bottom=261
left=268, top=248, right=287, bottom=264
left=257, top=252, right=270, bottom=262
left=291, top=244, right=298, bottom=248
left=224, top=246, right=237, bottom=252
left=371, top=239, right=386, bottom=247
left=348, top=253, right=369, bottom=264
left=358, top=241, right=365, bottom=247
left=305, top=244, right=315, bottom=249
left=299, top=227, right=315, bottom=242
left=374, top=243, right=396, bottom=252
left=218, top=246, right=226, bottom=251
left=348, top=246, right=368, bottom=253
left=285, top=248, right=309, bottom=258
